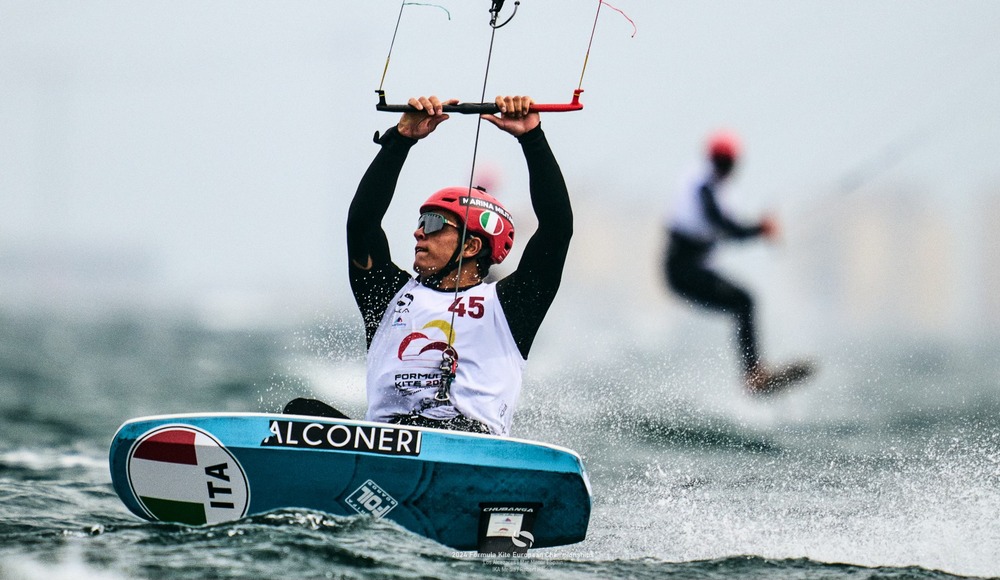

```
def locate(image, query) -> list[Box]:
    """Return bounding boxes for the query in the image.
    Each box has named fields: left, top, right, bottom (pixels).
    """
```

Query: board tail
left=477, top=503, right=542, bottom=555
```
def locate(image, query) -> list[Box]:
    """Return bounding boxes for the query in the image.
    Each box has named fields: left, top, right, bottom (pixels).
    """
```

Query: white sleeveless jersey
left=364, top=278, right=526, bottom=436
left=666, top=164, right=736, bottom=243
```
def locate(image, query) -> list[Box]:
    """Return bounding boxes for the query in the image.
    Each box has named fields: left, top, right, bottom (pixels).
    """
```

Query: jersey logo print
left=397, top=319, right=458, bottom=368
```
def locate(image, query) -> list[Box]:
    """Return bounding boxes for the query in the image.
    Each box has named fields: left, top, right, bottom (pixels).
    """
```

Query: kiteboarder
left=335, top=95, right=571, bottom=435
left=663, top=130, right=813, bottom=395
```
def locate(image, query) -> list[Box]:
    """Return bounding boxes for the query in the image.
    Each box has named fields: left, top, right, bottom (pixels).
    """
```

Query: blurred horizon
left=3, top=1, right=1000, bottom=346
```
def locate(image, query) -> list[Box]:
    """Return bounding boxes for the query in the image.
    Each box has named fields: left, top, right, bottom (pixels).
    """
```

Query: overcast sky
left=3, top=1, right=1000, bottom=327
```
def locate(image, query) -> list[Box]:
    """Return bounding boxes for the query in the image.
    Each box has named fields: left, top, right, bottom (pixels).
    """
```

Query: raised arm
left=348, top=96, right=460, bottom=347
left=698, top=183, right=764, bottom=241
left=495, top=124, right=573, bottom=358
left=346, top=127, right=416, bottom=347
left=347, top=95, right=457, bottom=269
left=347, top=127, right=415, bottom=270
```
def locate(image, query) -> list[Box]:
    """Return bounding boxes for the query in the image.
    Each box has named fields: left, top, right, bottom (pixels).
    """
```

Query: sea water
left=1, top=306, right=998, bottom=580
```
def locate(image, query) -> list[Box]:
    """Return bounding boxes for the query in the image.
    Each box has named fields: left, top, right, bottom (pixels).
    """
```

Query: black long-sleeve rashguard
left=346, top=124, right=572, bottom=360
left=698, top=182, right=764, bottom=241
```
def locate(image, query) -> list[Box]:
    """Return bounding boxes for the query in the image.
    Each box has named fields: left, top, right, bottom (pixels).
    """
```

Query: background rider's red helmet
left=420, top=186, right=515, bottom=265
left=706, top=130, right=741, bottom=160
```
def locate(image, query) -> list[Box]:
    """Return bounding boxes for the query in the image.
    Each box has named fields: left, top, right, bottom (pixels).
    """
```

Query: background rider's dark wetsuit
left=346, top=125, right=572, bottom=430
left=664, top=176, right=765, bottom=375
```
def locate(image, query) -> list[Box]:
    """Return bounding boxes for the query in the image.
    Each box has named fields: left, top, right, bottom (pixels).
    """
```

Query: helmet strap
left=421, top=241, right=472, bottom=289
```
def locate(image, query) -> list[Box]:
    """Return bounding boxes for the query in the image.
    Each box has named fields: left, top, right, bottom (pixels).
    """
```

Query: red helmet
left=707, top=130, right=741, bottom=160
left=420, top=187, right=515, bottom=265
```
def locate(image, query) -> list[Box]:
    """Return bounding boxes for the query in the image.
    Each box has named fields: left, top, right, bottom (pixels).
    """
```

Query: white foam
left=1, top=550, right=130, bottom=580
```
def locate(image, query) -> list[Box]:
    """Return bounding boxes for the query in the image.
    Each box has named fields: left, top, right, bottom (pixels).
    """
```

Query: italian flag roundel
left=479, top=211, right=504, bottom=235
left=127, top=426, right=249, bottom=525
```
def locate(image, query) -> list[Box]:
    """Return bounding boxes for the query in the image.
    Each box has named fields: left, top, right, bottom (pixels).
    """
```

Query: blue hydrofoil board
left=109, top=413, right=591, bottom=551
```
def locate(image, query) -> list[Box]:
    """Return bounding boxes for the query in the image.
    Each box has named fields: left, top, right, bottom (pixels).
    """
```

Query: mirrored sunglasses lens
left=419, top=213, right=445, bottom=234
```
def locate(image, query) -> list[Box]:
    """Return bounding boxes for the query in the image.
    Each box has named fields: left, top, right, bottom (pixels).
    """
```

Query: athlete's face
left=413, top=210, right=462, bottom=274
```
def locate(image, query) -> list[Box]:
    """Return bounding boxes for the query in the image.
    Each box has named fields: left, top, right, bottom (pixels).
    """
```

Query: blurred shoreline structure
left=3, top=185, right=1000, bottom=343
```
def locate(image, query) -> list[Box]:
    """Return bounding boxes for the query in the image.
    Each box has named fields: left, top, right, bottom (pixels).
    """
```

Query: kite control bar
left=375, top=89, right=584, bottom=114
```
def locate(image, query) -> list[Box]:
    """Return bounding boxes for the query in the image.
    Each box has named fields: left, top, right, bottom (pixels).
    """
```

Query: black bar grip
left=375, top=90, right=584, bottom=114
left=376, top=102, right=501, bottom=114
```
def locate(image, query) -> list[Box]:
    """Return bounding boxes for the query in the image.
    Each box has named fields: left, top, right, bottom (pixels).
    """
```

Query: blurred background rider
left=663, top=130, right=812, bottom=395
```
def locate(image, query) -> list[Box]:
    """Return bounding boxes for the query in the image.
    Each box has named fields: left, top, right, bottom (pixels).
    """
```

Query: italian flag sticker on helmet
left=479, top=211, right=504, bottom=235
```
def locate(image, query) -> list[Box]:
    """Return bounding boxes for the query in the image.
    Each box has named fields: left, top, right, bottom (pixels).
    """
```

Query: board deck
left=109, top=413, right=591, bottom=551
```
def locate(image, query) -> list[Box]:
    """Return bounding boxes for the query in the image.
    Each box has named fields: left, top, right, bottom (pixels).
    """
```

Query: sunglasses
left=417, top=212, right=459, bottom=234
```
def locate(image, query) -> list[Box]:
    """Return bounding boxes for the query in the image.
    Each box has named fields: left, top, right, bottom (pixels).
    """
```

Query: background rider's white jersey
left=666, top=163, right=740, bottom=244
